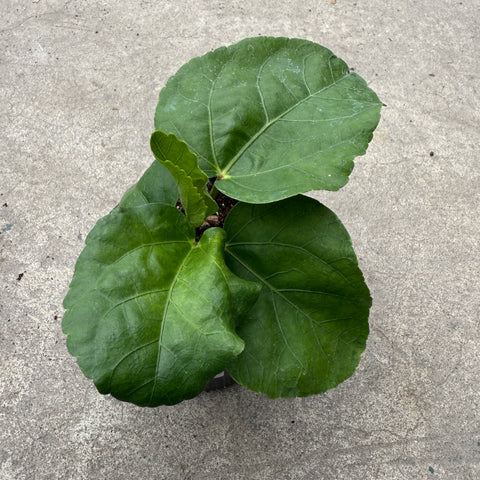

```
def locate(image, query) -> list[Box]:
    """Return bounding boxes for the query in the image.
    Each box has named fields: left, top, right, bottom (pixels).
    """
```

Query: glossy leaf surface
left=155, top=36, right=382, bottom=203
left=63, top=203, right=259, bottom=406
left=150, top=131, right=217, bottom=226
left=224, top=195, right=371, bottom=398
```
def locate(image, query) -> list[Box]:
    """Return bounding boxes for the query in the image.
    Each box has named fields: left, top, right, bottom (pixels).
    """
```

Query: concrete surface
left=1, top=1, right=479, bottom=479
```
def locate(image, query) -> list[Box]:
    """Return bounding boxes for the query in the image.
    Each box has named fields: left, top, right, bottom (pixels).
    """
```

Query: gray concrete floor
left=1, top=1, right=479, bottom=479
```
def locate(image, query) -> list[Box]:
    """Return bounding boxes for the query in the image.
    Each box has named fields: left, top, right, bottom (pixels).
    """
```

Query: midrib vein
left=220, top=74, right=350, bottom=174
left=148, top=246, right=194, bottom=404
left=226, top=248, right=326, bottom=325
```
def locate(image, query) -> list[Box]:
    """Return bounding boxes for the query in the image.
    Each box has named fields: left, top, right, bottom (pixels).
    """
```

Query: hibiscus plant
left=62, top=37, right=382, bottom=406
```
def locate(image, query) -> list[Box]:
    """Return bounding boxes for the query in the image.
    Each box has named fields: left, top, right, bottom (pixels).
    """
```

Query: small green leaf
left=155, top=36, right=382, bottom=203
left=63, top=203, right=259, bottom=406
left=224, top=195, right=371, bottom=398
left=150, top=131, right=217, bottom=226
left=119, top=160, right=178, bottom=208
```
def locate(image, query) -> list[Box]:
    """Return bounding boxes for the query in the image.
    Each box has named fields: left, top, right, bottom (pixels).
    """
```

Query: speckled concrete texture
left=1, top=1, right=479, bottom=479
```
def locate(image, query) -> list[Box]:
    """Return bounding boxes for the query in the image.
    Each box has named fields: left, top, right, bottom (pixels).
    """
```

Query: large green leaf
left=118, top=160, right=178, bottom=208
left=63, top=203, right=259, bottom=406
left=155, top=36, right=382, bottom=203
left=150, top=131, right=217, bottom=226
left=224, top=195, right=371, bottom=398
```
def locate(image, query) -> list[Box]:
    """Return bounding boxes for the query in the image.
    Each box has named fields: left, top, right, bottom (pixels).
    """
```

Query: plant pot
left=204, top=371, right=236, bottom=392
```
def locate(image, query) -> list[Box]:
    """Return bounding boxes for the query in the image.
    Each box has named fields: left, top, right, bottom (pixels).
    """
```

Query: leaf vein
left=226, top=249, right=348, bottom=338
left=220, top=73, right=352, bottom=174
left=227, top=241, right=353, bottom=288
left=149, top=246, right=195, bottom=404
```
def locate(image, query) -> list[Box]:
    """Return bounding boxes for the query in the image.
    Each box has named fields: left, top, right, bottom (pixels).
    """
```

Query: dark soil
left=194, top=190, right=238, bottom=242
left=215, top=191, right=238, bottom=226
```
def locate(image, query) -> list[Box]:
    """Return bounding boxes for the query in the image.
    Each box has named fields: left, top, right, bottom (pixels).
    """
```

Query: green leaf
left=119, top=160, right=178, bottom=208
left=150, top=130, right=217, bottom=226
left=63, top=203, right=259, bottom=406
left=223, top=195, right=371, bottom=398
left=155, top=36, right=382, bottom=203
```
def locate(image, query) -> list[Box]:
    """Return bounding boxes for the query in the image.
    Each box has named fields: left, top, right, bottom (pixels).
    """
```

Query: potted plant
left=63, top=36, right=382, bottom=406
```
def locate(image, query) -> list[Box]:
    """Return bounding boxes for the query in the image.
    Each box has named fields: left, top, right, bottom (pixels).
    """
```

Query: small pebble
left=206, top=215, right=220, bottom=226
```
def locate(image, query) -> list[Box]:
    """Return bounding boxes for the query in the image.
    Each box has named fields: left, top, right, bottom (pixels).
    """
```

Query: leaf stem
left=210, top=185, right=219, bottom=200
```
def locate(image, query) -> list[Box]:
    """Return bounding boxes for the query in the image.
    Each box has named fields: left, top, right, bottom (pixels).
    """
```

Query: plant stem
left=210, top=185, right=219, bottom=200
